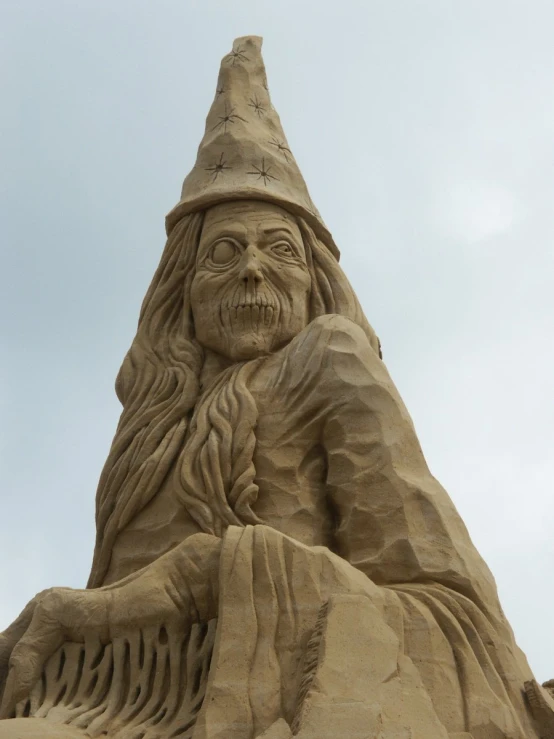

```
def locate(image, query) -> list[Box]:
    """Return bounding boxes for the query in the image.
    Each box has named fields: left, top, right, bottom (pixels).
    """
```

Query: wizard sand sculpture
left=1, top=36, right=553, bottom=739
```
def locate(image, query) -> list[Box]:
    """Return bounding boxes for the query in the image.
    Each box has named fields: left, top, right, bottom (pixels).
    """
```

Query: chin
left=228, top=335, right=273, bottom=361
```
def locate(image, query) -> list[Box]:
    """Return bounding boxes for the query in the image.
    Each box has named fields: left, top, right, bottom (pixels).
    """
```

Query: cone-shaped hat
left=166, top=36, right=339, bottom=258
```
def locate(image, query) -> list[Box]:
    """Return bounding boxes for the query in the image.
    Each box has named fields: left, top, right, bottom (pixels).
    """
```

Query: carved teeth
left=227, top=301, right=274, bottom=309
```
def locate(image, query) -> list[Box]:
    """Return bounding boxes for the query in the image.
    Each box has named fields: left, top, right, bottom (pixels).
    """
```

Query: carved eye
left=271, top=241, right=293, bottom=257
left=209, top=240, right=239, bottom=266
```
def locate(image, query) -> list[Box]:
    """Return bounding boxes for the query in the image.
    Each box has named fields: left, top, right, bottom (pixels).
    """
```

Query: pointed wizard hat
left=166, top=36, right=339, bottom=259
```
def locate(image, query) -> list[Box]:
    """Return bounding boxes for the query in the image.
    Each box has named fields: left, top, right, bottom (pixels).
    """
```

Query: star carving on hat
left=211, top=103, right=247, bottom=133
left=248, top=95, right=266, bottom=117
left=268, top=137, right=292, bottom=163
left=225, top=44, right=249, bottom=66
left=247, top=158, right=278, bottom=186
left=167, top=37, right=339, bottom=258
left=205, top=152, right=232, bottom=181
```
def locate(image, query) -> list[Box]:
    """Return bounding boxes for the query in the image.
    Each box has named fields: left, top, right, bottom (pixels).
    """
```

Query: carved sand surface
left=1, top=35, right=553, bottom=739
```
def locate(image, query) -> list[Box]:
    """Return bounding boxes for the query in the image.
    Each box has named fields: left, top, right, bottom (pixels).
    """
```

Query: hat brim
left=165, top=191, right=340, bottom=261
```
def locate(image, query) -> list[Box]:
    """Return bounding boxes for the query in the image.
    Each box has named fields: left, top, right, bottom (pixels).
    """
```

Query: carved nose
left=239, top=248, right=263, bottom=286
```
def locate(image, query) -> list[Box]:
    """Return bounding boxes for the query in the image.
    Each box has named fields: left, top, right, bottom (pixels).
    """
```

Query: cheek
left=191, top=273, right=228, bottom=307
left=190, top=274, right=228, bottom=335
left=271, top=266, right=311, bottom=302
left=190, top=276, right=202, bottom=308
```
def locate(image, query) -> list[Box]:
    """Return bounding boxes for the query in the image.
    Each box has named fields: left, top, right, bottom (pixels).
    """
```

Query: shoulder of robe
left=305, top=314, right=377, bottom=357
left=310, top=314, right=382, bottom=367
left=273, top=314, right=385, bottom=393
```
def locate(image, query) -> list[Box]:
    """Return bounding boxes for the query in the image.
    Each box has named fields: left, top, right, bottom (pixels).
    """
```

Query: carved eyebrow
left=200, top=227, right=247, bottom=246
left=211, top=229, right=246, bottom=238
left=260, top=225, right=305, bottom=258
left=261, top=225, right=296, bottom=236
left=204, top=223, right=247, bottom=235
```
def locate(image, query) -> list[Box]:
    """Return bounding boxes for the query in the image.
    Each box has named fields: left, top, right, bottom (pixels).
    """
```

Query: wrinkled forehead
left=201, top=200, right=302, bottom=240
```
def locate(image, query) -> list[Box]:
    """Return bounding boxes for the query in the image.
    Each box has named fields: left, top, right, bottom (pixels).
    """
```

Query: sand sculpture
left=0, top=36, right=553, bottom=739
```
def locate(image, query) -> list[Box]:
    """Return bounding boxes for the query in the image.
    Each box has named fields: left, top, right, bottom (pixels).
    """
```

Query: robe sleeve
left=315, top=314, right=499, bottom=613
left=314, top=315, right=538, bottom=735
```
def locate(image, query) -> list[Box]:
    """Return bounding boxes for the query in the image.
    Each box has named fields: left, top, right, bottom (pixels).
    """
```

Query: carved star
left=247, top=158, right=278, bottom=186
left=226, top=45, right=249, bottom=66
left=248, top=95, right=265, bottom=117
left=215, top=85, right=225, bottom=98
left=205, top=152, right=232, bottom=181
left=268, top=137, right=292, bottom=163
left=211, top=104, right=246, bottom=132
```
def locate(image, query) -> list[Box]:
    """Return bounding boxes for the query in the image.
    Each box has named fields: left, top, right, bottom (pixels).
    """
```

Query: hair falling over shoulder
left=87, top=212, right=381, bottom=587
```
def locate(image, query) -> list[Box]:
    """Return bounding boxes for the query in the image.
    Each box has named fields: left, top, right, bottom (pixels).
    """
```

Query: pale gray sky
left=1, top=0, right=553, bottom=681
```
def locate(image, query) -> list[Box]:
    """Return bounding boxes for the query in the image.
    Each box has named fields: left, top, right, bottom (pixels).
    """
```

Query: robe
left=1, top=315, right=548, bottom=738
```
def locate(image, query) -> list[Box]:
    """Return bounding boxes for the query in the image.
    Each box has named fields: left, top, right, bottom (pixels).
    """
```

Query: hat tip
left=232, top=34, right=263, bottom=49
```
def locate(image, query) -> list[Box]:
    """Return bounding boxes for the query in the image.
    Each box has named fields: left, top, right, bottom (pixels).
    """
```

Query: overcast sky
left=1, top=0, right=553, bottom=682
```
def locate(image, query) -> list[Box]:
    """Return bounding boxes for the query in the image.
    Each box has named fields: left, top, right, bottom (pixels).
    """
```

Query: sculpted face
left=191, top=201, right=311, bottom=361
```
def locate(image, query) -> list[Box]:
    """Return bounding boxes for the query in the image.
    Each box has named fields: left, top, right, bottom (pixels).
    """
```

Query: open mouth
left=223, top=295, right=276, bottom=309
left=221, top=304, right=276, bottom=327
left=232, top=302, right=274, bottom=309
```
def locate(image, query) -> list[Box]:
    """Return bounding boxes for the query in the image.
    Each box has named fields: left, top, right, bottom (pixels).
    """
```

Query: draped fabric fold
left=194, top=525, right=537, bottom=739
